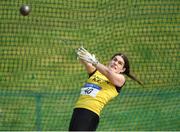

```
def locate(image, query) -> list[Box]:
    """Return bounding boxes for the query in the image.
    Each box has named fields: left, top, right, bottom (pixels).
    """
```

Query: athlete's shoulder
left=88, top=69, right=97, bottom=77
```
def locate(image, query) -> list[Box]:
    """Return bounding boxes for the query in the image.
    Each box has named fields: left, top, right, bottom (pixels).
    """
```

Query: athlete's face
left=108, top=55, right=126, bottom=73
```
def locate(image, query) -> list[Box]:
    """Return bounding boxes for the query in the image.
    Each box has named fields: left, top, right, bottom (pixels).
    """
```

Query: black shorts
left=69, top=108, right=99, bottom=131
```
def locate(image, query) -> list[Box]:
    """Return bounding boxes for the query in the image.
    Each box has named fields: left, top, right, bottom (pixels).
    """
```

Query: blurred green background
left=0, top=0, right=179, bottom=131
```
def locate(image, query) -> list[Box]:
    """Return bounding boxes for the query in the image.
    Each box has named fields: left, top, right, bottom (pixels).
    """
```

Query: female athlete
left=69, top=47, right=142, bottom=131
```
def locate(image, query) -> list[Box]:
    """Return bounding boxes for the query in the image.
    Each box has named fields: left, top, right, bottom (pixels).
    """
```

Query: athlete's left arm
left=94, top=63, right=125, bottom=87
left=79, top=58, right=96, bottom=74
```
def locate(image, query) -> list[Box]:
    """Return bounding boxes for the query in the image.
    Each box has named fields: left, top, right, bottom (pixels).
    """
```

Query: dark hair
left=111, top=53, right=143, bottom=85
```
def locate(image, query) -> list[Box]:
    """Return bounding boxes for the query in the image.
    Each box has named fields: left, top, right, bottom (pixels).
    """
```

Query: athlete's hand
left=76, top=47, right=99, bottom=66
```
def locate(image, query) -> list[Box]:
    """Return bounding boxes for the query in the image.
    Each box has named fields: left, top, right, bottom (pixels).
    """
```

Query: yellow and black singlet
left=75, top=70, right=125, bottom=116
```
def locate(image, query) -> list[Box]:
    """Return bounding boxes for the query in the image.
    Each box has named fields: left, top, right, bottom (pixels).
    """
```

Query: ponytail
left=126, top=73, right=143, bottom=86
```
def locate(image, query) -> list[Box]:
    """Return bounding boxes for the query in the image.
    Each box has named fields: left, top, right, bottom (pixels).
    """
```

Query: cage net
left=0, top=0, right=179, bottom=131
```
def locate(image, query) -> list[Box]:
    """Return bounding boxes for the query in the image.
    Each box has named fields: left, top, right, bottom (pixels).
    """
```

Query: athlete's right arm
left=79, top=58, right=96, bottom=74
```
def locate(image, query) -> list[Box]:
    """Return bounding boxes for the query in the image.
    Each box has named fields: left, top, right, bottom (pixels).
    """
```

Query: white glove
left=76, top=47, right=99, bottom=66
